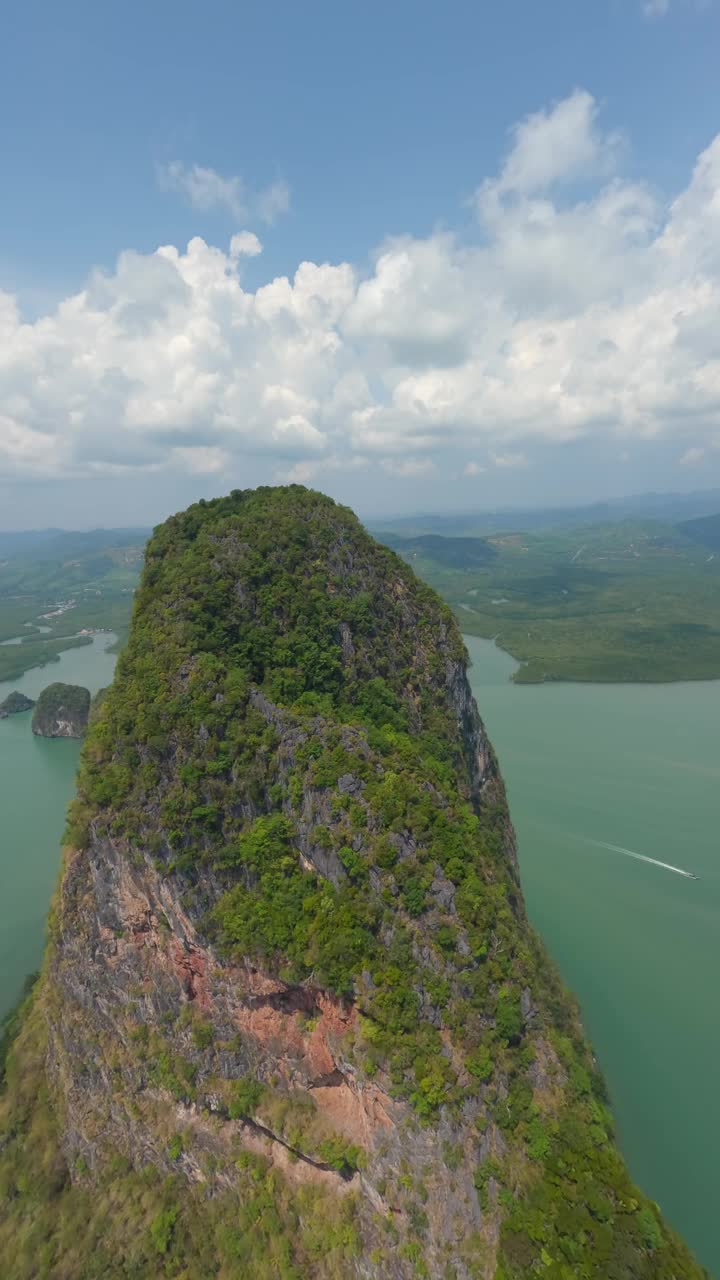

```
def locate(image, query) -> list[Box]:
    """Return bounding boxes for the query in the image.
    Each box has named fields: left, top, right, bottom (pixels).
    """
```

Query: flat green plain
left=0, top=529, right=143, bottom=683
left=383, top=518, right=720, bottom=682
left=465, top=634, right=719, bottom=1276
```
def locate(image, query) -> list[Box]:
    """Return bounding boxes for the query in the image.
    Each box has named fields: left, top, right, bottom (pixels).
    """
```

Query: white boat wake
left=587, top=839, right=697, bottom=880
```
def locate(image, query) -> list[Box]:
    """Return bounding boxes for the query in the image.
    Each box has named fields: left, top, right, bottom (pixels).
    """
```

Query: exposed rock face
left=0, top=488, right=706, bottom=1279
left=0, top=690, right=34, bottom=719
left=31, top=682, right=90, bottom=738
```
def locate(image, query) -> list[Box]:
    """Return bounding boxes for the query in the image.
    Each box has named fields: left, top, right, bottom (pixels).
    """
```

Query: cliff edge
left=0, top=488, right=706, bottom=1279
left=31, top=682, right=90, bottom=738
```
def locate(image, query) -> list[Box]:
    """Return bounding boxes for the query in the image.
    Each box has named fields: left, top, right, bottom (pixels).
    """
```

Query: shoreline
left=462, top=631, right=720, bottom=689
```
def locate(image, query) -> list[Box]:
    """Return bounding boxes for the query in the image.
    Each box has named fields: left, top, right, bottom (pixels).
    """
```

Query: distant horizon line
left=1, top=482, right=719, bottom=535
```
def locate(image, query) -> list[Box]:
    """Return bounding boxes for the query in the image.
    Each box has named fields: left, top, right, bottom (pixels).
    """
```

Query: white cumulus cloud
left=679, top=446, right=706, bottom=466
left=492, top=452, right=529, bottom=470
left=230, top=231, right=263, bottom=258
left=158, top=162, right=289, bottom=224
left=480, top=89, right=622, bottom=202
left=642, top=0, right=712, bottom=17
left=382, top=457, right=436, bottom=478
left=1, top=91, right=720, bottom=488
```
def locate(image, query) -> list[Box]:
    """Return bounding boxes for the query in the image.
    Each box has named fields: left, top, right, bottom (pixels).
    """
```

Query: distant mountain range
left=2, top=488, right=720, bottom=555
left=370, top=489, right=720, bottom=538
left=378, top=532, right=497, bottom=569
left=678, top=513, right=720, bottom=552
left=4, top=488, right=717, bottom=550
left=0, top=528, right=151, bottom=562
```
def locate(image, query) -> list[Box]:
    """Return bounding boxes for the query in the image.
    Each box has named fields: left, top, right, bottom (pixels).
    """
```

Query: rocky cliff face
left=31, top=682, right=90, bottom=738
left=0, top=488, right=706, bottom=1280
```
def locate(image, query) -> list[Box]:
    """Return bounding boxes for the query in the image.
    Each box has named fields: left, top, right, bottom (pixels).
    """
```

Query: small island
left=0, top=691, right=35, bottom=719
left=31, top=683, right=91, bottom=738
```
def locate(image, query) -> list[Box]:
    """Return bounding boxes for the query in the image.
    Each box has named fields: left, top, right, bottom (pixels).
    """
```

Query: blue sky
left=1, top=0, right=720, bottom=526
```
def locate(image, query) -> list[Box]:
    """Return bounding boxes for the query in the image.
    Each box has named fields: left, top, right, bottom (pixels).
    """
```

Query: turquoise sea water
left=465, top=635, right=719, bottom=1276
left=0, top=635, right=117, bottom=1018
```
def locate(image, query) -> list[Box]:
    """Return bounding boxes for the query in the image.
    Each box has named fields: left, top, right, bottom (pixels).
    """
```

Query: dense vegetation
left=0, top=488, right=706, bottom=1278
left=378, top=518, right=720, bottom=682
left=678, top=512, right=720, bottom=552
left=31, top=682, right=91, bottom=738
left=0, top=691, right=34, bottom=719
left=3, top=503, right=719, bottom=688
left=382, top=534, right=498, bottom=570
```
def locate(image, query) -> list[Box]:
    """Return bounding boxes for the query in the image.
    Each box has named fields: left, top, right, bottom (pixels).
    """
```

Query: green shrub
left=150, top=1203, right=179, bottom=1254
left=316, top=1138, right=364, bottom=1175
left=228, top=1077, right=266, bottom=1119
left=167, top=1134, right=184, bottom=1161
left=191, top=1021, right=214, bottom=1050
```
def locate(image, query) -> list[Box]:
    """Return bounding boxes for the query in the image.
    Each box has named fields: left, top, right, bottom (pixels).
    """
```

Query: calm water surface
left=0, top=635, right=117, bottom=1018
left=466, top=635, right=719, bottom=1277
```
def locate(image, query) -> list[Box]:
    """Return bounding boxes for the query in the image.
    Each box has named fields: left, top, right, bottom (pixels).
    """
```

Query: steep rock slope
left=0, top=488, right=706, bottom=1280
left=31, top=682, right=90, bottom=738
